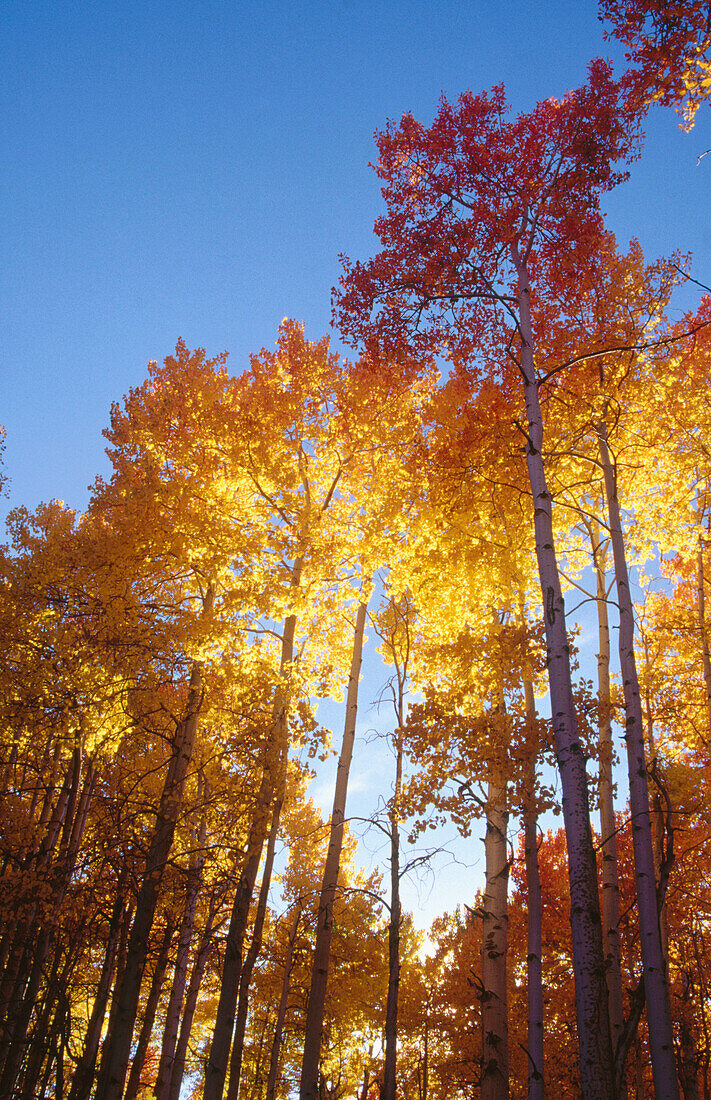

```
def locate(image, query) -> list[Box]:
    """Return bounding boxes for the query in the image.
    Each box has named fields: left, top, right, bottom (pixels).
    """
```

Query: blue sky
left=2, top=0, right=709, bottom=923
left=3, top=0, right=709, bottom=517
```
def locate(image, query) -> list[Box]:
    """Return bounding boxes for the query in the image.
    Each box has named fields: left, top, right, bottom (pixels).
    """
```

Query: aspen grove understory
left=4, top=2, right=711, bottom=1098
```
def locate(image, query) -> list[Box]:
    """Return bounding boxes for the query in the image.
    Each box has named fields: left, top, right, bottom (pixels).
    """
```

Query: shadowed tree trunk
left=204, top=561, right=301, bottom=1100
left=380, top=596, right=410, bottom=1100
left=166, top=887, right=222, bottom=1100
left=265, top=907, right=300, bottom=1100
left=513, top=244, right=614, bottom=1097
left=67, top=890, right=130, bottom=1100
left=382, top=727, right=402, bottom=1100
left=678, top=970, right=700, bottom=1100
left=153, top=806, right=207, bottom=1100
left=697, top=537, right=711, bottom=740
left=590, top=522, right=626, bottom=1077
left=521, top=673, right=544, bottom=1100
left=480, top=719, right=509, bottom=1100
left=96, top=580, right=212, bottom=1100
left=597, top=418, right=679, bottom=1099
left=124, top=916, right=175, bottom=1100
left=299, top=596, right=369, bottom=1100
left=225, top=789, right=284, bottom=1100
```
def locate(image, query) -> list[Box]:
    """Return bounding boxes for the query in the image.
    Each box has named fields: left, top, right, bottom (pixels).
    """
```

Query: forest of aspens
left=4, top=2, right=711, bottom=1099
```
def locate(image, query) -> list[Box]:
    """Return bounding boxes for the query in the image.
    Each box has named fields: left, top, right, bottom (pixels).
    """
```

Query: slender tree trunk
left=265, top=908, right=300, bottom=1100
left=153, top=815, right=207, bottom=1100
left=30, top=1002, right=64, bottom=1100
left=379, top=595, right=411, bottom=1100
left=481, top=749, right=509, bottom=1100
left=678, top=970, right=700, bottom=1100
left=18, top=935, right=66, bottom=1100
left=3, top=747, right=97, bottom=1098
left=590, top=522, right=626, bottom=1071
left=0, top=762, right=74, bottom=1075
left=225, top=790, right=284, bottom=1100
left=0, top=926, right=51, bottom=1097
left=521, top=675, right=544, bottom=1100
left=67, top=891, right=129, bottom=1100
left=381, top=729, right=402, bottom=1100
left=359, top=1051, right=373, bottom=1100
left=421, top=1006, right=429, bottom=1100
left=299, top=597, right=369, bottom=1100
left=205, top=560, right=301, bottom=1100
left=96, top=591, right=211, bottom=1100
left=124, top=916, right=175, bottom=1100
left=248, top=1010, right=271, bottom=1100
left=697, top=539, right=711, bottom=740
left=166, top=889, right=221, bottom=1100
left=622, top=924, right=645, bottom=1100
left=597, top=419, right=679, bottom=1099
left=691, top=928, right=711, bottom=1100
left=55, top=1022, right=65, bottom=1100
left=94, top=898, right=134, bottom=1100
left=641, top=652, right=670, bottom=966
left=512, top=245, right=614, bottom=1098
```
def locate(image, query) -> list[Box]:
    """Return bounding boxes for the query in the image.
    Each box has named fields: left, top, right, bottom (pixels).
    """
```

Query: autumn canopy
left=1, top=2, right=711, bottom=1100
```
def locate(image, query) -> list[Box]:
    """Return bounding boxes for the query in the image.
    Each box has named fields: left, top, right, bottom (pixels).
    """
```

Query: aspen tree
left=334, top=70, right=650, bottom=1093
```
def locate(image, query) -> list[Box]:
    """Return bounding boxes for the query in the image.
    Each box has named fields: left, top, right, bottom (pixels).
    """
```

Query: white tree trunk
left=590, top=523, right=626, bottom=1071
left=481, top=753, right=509, bottom=1100
left=597, top=419, right=679, bottom=1099
left=512, top=244, right=614, bottom=1098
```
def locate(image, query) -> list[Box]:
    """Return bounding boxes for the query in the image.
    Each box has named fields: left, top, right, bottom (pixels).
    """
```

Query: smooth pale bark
left=590, top=523, right=626, bottom=1069
left=512, top=244, right=614, bottom=1098
left=265, top=908, right=300, bottom=1100
left=225, top=791, right=284, bottom=1100
left=381, top=727, right=402, bottom=1100
left=521, top=675, right=544, bottom=1100
left=204, top=560, right=301, bottom=1100
left=697, top=540, right=711, bottom=740
left=96, top=602, right=211, bottom=1100
left=153, top=815, right=207, bottom=1100
left=597, top=420, right=679, bottom=1099
left=299, top=598, right=369, bottom=1100
left=481, top=751, right=509, bottom=1100
left=124, top=917, right=175, bottom=1100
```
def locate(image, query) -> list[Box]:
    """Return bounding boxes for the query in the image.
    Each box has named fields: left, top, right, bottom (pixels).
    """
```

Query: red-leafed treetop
left=334, top=60, right=637, bottom=375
